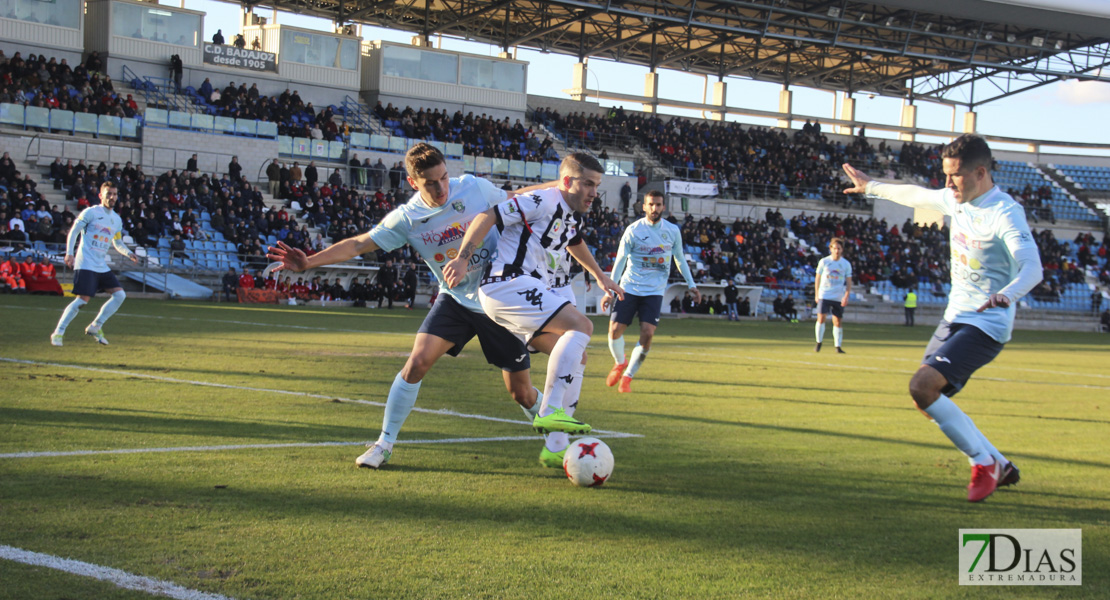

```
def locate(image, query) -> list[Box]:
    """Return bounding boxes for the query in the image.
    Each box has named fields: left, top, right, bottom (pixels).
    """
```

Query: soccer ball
left=562, top=437, right=614, bottom=487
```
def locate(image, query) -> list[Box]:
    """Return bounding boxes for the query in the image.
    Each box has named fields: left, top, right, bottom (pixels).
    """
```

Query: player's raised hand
left=598, top=274, right=625, bottom=302
left=841, top=163, right=873, bottom=195
left=976, top=293, right=1011, bottom=312
left=442, top=257, right=466, bottom=288
left=267, top=241, right=308, bottom=273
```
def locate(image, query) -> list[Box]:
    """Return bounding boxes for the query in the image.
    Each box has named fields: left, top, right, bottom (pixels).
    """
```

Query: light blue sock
left=608, top=335, right=625, bottom=364
left=93, top=290, right=126, bottom=327
left=963, top=413, right=1007, bottom=466
left=925, top=395, right=991, bottom=466
left=815, top=322, right=825, bottom=343
left=377, top=372, right=421, bottom=447
left=833, top=326, right=843, bottom=348
left=624, top=345, right=647, bottom=378
left=54, top=297, right=87, bottom=334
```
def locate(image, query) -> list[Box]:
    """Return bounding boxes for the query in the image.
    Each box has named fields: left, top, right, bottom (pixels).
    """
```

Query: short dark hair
left=942, top=134, right=992, bottom=171
left=405, top=142, right=445, bottom=179
left=644, top=190, right=664, bottom=202
left=98, top=182, right=117, bottom=195
left=559, top=152, right=604, bottom=179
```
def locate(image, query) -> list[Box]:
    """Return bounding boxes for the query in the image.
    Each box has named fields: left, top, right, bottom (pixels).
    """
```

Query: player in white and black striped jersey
left=444, top=153, right=625, bottom=465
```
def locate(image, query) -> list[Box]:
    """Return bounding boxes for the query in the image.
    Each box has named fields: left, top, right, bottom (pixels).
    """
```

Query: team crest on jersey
left=451, top=200, right=465, bottom=213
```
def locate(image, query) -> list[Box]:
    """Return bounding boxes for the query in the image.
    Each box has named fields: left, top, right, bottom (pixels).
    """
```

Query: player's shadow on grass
left=613, top=409, right=1110, bottom=471
left=0, top=407, right=373, bottom=443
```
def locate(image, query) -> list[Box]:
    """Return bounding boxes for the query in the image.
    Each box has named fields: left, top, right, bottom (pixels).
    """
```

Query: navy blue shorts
left=610, top=293, right=663, bottom=326
left=817, top=299, right=844, bottom=318
left=921, top=320, right=1004, bottom=396
left=418, top=294, right=531, bottom=372
left=72, top=269, right=122, bottom=297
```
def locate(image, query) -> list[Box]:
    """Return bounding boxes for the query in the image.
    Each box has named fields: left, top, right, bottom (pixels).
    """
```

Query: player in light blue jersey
left=814, top=237, right=852, bottom=353
left=602, top=190, right=699, bottom=393
left=843, top=134, right=1042, bottom=502
left=51, top=182, right=139, bottom=346
left=267, top=143, right=554, bottom=469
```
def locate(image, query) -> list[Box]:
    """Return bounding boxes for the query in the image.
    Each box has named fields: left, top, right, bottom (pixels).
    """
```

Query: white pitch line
left=0, top=544, right=236, bottom=600
left=0, top=357, right=640, bottom=437
left=0, top=433, right=640, bottom=460
left=0, top=304, right=401, bottom=335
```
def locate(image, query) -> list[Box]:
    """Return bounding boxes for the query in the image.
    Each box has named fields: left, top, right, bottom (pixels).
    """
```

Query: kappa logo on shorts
left=558, top=374, right=574, bottom=384
left=517, top=288, right=543, bottom=309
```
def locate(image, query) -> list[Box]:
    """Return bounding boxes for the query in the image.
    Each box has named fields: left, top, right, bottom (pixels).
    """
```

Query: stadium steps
left=121, top=270, right=213, bottom=299
left=1042, top=165, right=1109, bottom=221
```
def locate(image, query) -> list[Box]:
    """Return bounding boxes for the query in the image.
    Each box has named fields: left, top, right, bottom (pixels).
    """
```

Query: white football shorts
left=479, top=275, right=572, bottom=344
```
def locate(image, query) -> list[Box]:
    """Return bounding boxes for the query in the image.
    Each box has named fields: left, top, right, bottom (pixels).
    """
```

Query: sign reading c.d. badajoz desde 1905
left=202, top=44, right=277, bottom=73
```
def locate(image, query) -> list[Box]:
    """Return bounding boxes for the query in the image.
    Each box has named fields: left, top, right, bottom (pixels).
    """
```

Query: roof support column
left=710, top=80, right=727, bottom=121
left=571, top=61, right=588, bottom=102
left=963, top=110, right=977, bottom=134
left=644, top=71, right=659, bottom=114
left=838, top=95, right=856, bottom=135
left=899, top=101, right=917, bottom=142
left=777, top=86, right=792, bottom=129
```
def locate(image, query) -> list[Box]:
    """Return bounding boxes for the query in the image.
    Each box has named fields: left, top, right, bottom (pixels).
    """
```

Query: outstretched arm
left=442, top=208, right=496, bottom=288
left=843, top=163, right=946, bottom=211
left=267, top=232, right=379, bottom=273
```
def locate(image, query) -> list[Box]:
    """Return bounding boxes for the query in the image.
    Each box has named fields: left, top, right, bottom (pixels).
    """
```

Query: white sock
left=377, top=372, right=421, bottom=447
left=815, top=322, right=825, bottom=343
left=520, top=387, right=543, bottom=420
left=546, top=361, right=586, bottom=453
left=55, top=297, right=87, bottom=334
left=539, top=331, right=590, bottom=416
left=93, top=290, right=126, bottom=327
left=624, top=344, right=647, bottom=378
left=608, top=334, right=626, bottom=364
left=833, top=326, right=843, bottom=348
left=924, top=395, right=991, bottom=466
left=963, top=413, right=1007, bottom=466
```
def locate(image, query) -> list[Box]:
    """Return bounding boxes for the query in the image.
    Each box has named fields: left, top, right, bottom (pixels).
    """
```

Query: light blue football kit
left=609, top=217, right=696, bottom=297
left=369, top=174, right=504, bottom=312
left=867, top=178, right=1042, bottom=473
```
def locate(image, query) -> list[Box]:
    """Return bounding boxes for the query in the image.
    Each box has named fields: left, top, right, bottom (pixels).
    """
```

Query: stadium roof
left=250, top=0, right=1110, bottom=107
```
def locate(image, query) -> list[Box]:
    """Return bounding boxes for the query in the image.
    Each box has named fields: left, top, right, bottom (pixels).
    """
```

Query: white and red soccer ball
left=563, top=437, right=614, bottom=487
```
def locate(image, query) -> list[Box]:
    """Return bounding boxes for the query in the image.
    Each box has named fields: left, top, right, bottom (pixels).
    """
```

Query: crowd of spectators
left=373, top=102, right=560, bottom=163
left=532, top=105, right=947, bottom=207
left=1, top=50, right=138, bottom=119
left=1008, top=183, right=1057, bottom=224
left=184, top=78, right=355, bottom=140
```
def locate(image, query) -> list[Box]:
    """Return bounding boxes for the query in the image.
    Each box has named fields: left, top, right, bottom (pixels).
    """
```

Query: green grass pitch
left=1, top=295, right=1106, bottom=599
